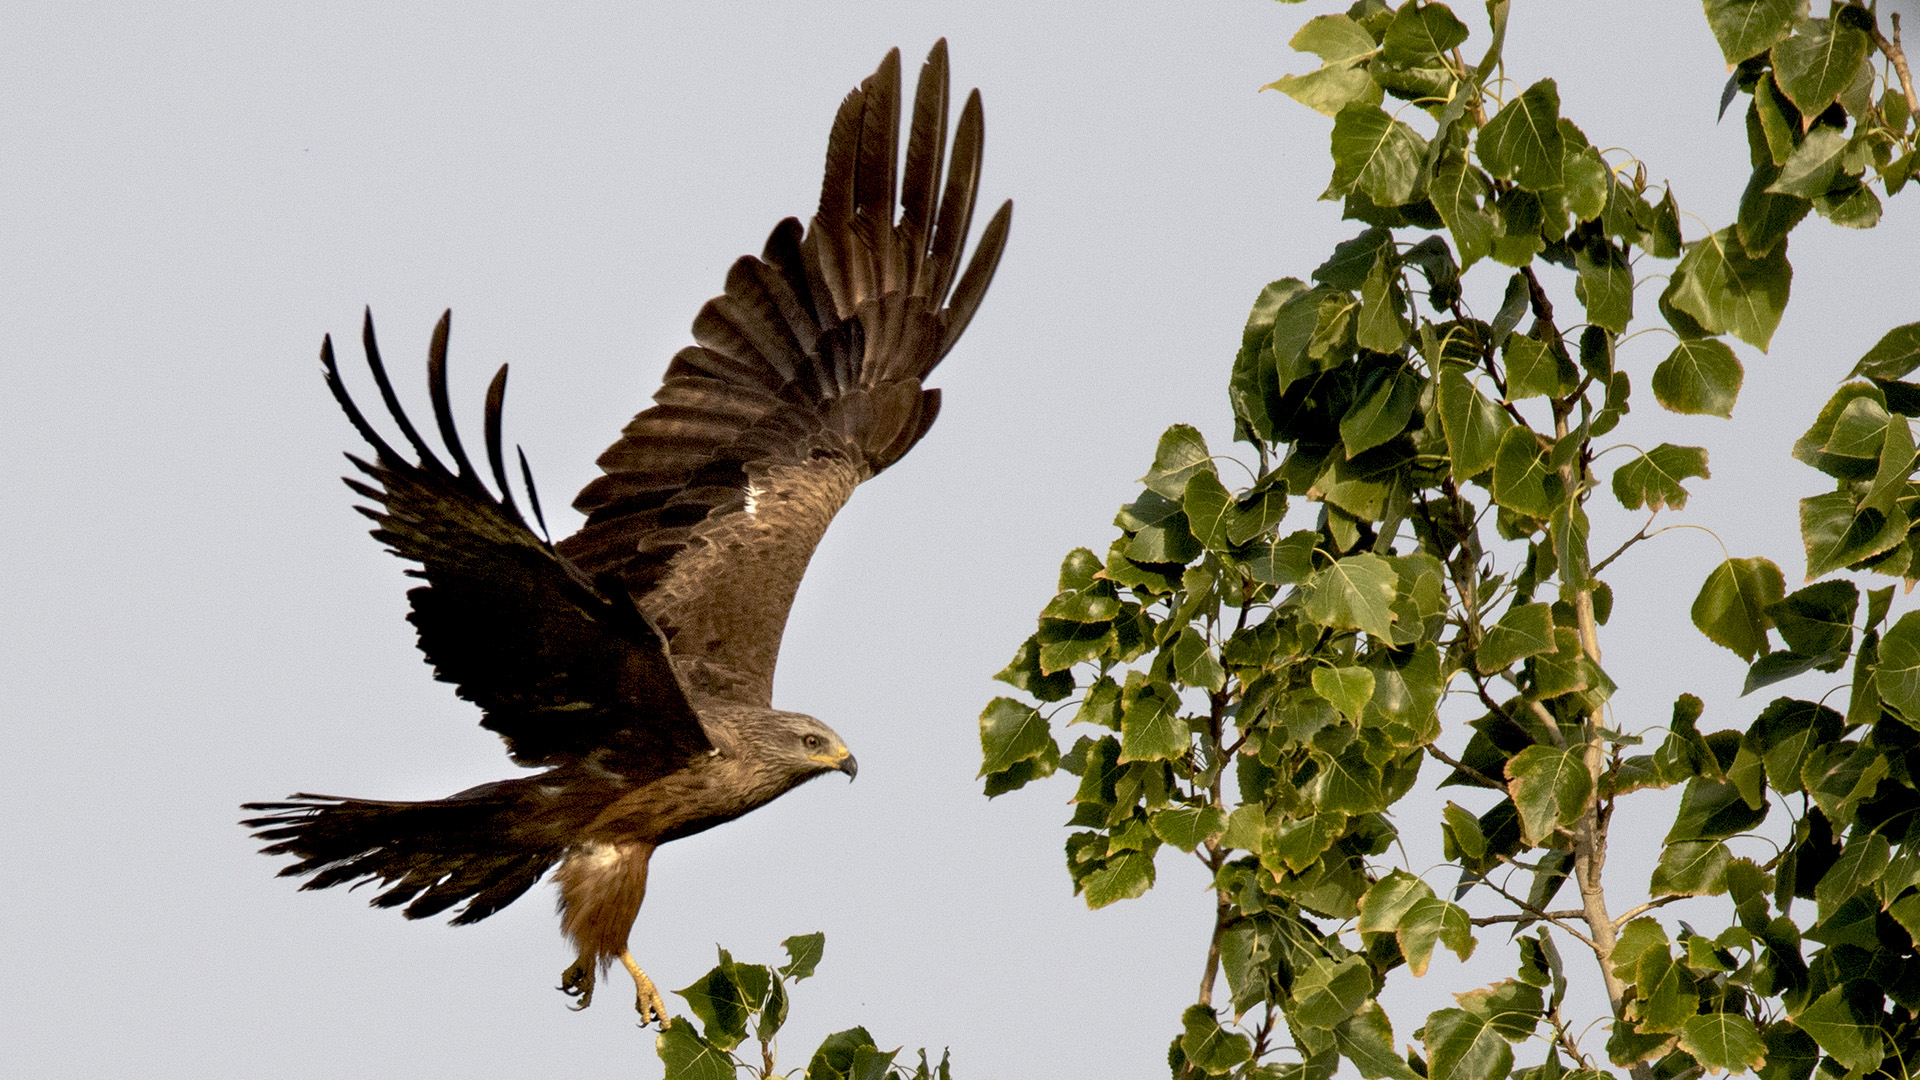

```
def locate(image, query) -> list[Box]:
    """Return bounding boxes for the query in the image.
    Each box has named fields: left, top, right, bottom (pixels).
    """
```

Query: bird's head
left=767, top=710, right=858, bottom=782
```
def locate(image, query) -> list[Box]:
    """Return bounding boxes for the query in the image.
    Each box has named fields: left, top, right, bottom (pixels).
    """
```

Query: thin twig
left=1612, top=893, right=1688, bottom=928
left=1425, top=744, right=1508, bottom=791
left=1590, top=515, right=1656, bottom=576
left=1471, top=910, right=1586, bottom=925
left=1480, top=862, right=1601, bottom=950
left=1868, top=7, right=1920, bottom=118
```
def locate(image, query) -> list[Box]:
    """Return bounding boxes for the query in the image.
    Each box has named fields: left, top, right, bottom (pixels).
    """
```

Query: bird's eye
left=803, top=734, right=821, bottom=750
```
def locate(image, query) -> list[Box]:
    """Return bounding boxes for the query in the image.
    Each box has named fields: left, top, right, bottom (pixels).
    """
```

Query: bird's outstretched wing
left=558, top=40, right=1013, bottom=707
left=328, top=310, right=713, bottom=778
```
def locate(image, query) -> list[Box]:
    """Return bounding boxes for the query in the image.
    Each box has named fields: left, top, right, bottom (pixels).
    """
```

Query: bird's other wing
left=558, top=40, right=1012, bottom=707
left=327, top=310, right=713, bottom=778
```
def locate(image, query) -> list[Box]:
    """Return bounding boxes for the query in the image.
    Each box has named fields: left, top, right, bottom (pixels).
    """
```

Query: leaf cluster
left=657, top=935, right=954, bottom=1080
left=980, top=3, right=1920, bottom=1079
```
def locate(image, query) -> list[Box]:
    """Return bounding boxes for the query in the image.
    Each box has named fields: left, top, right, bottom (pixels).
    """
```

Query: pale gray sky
left=5, top=2, right=1917, bottom=1078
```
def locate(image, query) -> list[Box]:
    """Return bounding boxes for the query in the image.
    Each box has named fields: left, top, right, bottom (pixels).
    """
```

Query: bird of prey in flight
left=242, top=40, right=1010, bottom=1025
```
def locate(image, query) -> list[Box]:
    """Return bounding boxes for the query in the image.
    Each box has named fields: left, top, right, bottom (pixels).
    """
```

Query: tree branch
left=1868, top=7, right=1919, bottom=118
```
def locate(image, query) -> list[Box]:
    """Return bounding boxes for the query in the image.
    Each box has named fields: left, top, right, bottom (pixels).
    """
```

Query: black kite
left=242, top=41, right=1010, bottom=1024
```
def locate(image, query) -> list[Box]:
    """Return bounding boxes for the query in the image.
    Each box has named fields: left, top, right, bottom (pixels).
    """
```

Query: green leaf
left=1328, top=103, right=1429, bottom=207
left=1824, top=394, right=1895, bottom=458
left=1294, top=955, right=1374, bottom=1029
left=1666, top=774, right=1769, bottom=841
left=1793, top=383, right=1887, bottom=479
left=1877, top=611, right=1920, bottom=722
left=1342, top=363, right=1420, bottom=454
left=994, top=635, right=1073, bottom=701
left=1677, top=1012, right=1767, bottom=1074
left=1316, top=227, right=1395, bottom=290
left=1650, top=840, right=1732, bottom=896
left=1266, top=15, right=1384, bottom=117
left=979, top=697, right=1053, bottom=776
left=1767, top=579, right=1857, bottom=659
left=1477, top=602, right=1557, bottom=674
left=1850, top=321, right=1920, bottom=380
left=1082, top=847, right=1157, bottom=908
left=1793, top=983, right=1885, bottom=1074
left=1691, top=557, right=1784, bottom=662
left=1442, top=802, right=1488, bottom=861
left=1336, top=1002, right=1423, bottom=1080
left=1356, top=255, right=1411, bottom=355
left=1748, top=698, right=1840, bottom=795
left=1142, top=424, right=1216, bottom=499
left=1652, top=339, right=1744, bottom=418
left=1432, top=155, right=1497, bottom=270
left=1267, top=810, right=1350, bottom=871
left=1425, top=1007, right=1514, bottom=1080
left=1572, top=240, right=1632, bottom=334
left=1437, top=367, right=1512, bottom=479
left=1304, top=553, right=1400, bottom=642
left=1479, top=79, right=1564, bottom=192
left=1800, top=492, right=1906, bottom=579
left=1041, top=580, right=1120, bottom=623
left=1506, top=745, right=1591, bottom=846
left=1312, top=665, right=1377, bottom=722
left=1503, top=333, right=1563, bottom=401
left=1641, top=187, right=1683, bottom=258
left=1771, top=12, right=1873, bottom=118
left=1669, top=227, right=1792, bottom=352
left=1491, top=427, right=1559, bottom=518
left=1057, top=548, right=1101, bottom=591
left=805, top=1027, right=887, bottom=1080
left=1766, top=127, right=1850, bottom=199
left=1169, top=627, right=1226, bottom=692
left=1358, top=869, right=1431, bottom=932
left=1246, top=530, right=1319, bottom=586
left=1118, top=675, right=1187, bottom=763
left=1529, top=626, right=1608, bottom=702
left=1181, top=1004, right=1254, bottom=1074
left=780, top=933, right=826, bottom=981
left=1381, top=2, right=1468, bottom=65
left=1150, top=805, right=1225, bottom=852
left=1815, top=832, right=1889, bottom=917
left=658, top=1021, right=736, bottom=1080
left=1634, top=948, right=1700, bottom=1034
left=1611, top=444, right=1710, bottom=512
left=1704, top=0, right=1804, bottom=64
left=1457, top=979, right=1543, bottom=1041
left=1756, top=1024, right=1820, bottom=1080
left=1183, top=472, right=1236, bottom=554
left=677, top=951, right=759, bottom=1050
left=1737, top=159, right=1810, bottom=258
left=1313, top=743, right=1388, bottom=814
left=1400, top=895, right=1475, bottom=976
left=1803, top=741, right=1889, bottom=827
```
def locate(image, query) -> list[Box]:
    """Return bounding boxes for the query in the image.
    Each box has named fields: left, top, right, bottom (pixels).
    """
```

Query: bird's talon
left=559, top=960, right=596, bottom=1010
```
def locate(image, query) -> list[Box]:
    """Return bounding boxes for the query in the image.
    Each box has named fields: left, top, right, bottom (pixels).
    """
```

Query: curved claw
left=620, top=951, right=669, bottom=1028
left=558, top=958, right=596, bottom=1011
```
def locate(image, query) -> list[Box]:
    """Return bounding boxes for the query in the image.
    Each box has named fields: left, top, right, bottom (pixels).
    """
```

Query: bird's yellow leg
left=620, top=951, right=669, bottom=1027
left=558, top=955, right=596, bottom=1010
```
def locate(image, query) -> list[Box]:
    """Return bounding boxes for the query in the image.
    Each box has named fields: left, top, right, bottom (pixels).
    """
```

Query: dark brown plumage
left=241, top=41, right=1010, bottom=1023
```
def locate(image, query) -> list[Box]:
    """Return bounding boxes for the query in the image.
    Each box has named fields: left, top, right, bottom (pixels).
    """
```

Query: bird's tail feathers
left=240, top=792, right=558, bottom=925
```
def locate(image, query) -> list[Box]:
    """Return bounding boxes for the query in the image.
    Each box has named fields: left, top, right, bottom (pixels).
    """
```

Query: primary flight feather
left=242, top=41, right=1010, bottom=1024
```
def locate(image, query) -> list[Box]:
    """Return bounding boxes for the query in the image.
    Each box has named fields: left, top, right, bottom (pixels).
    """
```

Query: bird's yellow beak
left=810, top=745, right=857, bottom=779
